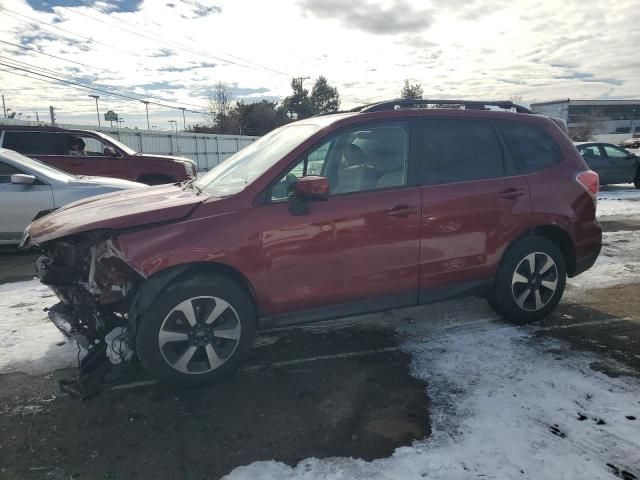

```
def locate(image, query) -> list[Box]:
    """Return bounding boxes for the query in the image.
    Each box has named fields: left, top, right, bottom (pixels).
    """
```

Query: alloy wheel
left=511, top=252, right=559, bottom=312
left=158, top=296, right=241, bottom=374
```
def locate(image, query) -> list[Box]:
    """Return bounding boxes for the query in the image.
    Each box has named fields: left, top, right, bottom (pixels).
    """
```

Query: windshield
left=1, top=148, right=76, bottom=182
left=90, top=131, right=136, bottom=155
left=193, top=123, right=322, bottom=196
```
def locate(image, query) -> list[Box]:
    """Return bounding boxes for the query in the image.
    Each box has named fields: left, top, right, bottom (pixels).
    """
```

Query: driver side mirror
left=11, top=174, right=36, bottom=185
left=293, top=176, right=330, bottom=201
left=104, top=146, right=118, bottom=157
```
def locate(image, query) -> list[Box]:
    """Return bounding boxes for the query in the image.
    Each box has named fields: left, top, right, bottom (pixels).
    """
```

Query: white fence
left=0, top=119, right=257, bottom=171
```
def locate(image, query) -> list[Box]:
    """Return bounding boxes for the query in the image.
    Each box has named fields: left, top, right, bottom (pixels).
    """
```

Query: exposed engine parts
left=35, top=234, right=143, bottom=397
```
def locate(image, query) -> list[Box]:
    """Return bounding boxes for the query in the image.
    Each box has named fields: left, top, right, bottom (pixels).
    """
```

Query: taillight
left=576, top=170, right=599, bottom=197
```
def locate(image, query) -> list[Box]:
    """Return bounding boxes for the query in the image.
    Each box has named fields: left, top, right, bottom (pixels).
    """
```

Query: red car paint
left=26, top=108, right=602, bottom=323
left=0, top=125, right=196, bottom=184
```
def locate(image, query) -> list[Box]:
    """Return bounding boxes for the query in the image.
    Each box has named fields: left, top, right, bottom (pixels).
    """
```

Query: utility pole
left=89, top=95, right=100, bottom=127
left=179, top=107, right=186, bottom=130
left=141, top=100, right=150, bottom=130
left=49, top=106, right=56, bottom=125
left=35, top=112, right=39, bottom=122
left=1, top=93, right=6, bottom=118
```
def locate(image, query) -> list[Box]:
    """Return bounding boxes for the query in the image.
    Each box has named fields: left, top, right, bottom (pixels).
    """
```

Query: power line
left=41, top=0, right=291, bottom=77
left=0, top=39, right=106, bottom=72
left=0, top=7, right=142, bottom=58
left=0, top=63, right=208, bottom=114
left=0, top=56, right=208, bottom=111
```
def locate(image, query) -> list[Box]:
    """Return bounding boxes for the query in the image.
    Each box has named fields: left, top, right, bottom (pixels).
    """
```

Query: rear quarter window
left=2, top=131, right=68, bottom=156
left=497, top=121, right=562, bottom=174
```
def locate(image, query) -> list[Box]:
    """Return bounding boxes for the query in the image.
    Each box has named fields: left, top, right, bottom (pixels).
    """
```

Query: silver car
left=0, top=148, right=145, bottom=245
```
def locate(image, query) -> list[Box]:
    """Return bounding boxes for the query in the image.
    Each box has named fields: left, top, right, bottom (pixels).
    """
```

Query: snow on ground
left=226, top=322, right=640, bottom=480
left=567, top=229, right=640, bottom=290
left=597, top=186, right=640, bottom=217
left=0, top=279, right=77, bottom=375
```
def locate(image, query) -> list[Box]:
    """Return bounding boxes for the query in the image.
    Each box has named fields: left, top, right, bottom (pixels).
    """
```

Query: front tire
left=488, top=236, right=566, bottom=323
left=136, top=275, right=256, bottom=387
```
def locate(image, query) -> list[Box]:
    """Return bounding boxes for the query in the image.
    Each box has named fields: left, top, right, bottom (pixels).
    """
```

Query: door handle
left=387, top=205, right=417, bottom=217
left=499, top=188, right=525, bottom=200
left=67, top=162, right=81, bottom=166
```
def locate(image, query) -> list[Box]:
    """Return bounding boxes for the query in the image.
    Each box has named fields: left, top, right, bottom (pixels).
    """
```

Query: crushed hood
left=27, top=184, right=205, bottom=244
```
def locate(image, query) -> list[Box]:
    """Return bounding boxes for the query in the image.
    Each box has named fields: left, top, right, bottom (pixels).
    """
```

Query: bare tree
left=208, top=82, right=233, bottom=134
left=569, top=109, right=603, bottom=142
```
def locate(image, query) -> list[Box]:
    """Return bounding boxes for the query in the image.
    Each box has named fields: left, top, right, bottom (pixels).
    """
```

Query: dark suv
left=23, top=99, right=602, bottom=387
left=0, top=125, right=197, bottom=184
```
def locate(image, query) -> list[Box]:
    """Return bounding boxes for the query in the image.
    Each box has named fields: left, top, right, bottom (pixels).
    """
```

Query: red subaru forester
left=24, top=99, right=602, bottom=387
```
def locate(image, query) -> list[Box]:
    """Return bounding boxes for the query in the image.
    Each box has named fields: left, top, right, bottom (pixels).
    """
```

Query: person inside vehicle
left=68, top=137, right=86, bottom=156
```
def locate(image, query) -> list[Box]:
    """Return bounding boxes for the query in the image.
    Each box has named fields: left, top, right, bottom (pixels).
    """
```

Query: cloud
left=150, top=48, right=176, bottom=58
left=298, top=0, right=433, bottom=35
left=178, top=0, right=222, bottom=19
left=159, top=62, right=217, bottom=72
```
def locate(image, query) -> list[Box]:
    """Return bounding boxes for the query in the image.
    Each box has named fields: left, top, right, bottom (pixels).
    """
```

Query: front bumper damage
left=35, top=233, right=142, bottom=397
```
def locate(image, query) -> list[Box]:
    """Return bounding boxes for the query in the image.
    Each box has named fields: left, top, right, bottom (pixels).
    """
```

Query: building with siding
left=531, top=99, right=640, bottom=136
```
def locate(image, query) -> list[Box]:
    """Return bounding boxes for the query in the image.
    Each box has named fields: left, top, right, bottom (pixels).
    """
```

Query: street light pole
left=142, top=100, right=150, bottom=130
left=1, top=93, right=6, bottom=118
left=179, top=107, right=186, bottom=130
left=89, top=94, right=100, bottom=127
left=168, top=120, right=178, bottom=154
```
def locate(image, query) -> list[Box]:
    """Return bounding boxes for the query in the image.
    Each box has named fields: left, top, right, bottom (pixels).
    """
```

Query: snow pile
left=225, top=323, right=640, bottom=480
left=0, top=279, right=77, bottom=375
left=597, top=187, right=640, bottom=217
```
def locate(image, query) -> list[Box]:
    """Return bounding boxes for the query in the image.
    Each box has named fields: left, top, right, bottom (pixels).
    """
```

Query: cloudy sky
left=0, top=0, right=638, bottom=130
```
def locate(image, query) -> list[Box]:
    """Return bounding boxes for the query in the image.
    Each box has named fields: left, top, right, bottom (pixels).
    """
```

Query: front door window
left=270, top=122, right=409, bottom=202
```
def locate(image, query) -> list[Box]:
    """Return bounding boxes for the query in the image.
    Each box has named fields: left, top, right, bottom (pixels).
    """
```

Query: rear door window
left=419, top=119, right=504, bottom=185
left=602, top=145, right=628, bottom=158
left=498, top=121, right=562, bottom=173
left=2, top=131, right=68, bottom=156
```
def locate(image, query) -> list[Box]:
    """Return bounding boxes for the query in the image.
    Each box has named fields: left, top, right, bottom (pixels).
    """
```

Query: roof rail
left=354, top=99, right=533, bottom=114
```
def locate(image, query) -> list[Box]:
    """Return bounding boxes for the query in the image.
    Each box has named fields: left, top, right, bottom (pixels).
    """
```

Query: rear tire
left=487, top=236, right=566, bottom=323
left=136, top=274, right=256, bottom=387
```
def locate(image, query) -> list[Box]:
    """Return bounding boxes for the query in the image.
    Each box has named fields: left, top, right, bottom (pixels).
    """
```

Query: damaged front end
left=35, top=232, right=143, bottom=394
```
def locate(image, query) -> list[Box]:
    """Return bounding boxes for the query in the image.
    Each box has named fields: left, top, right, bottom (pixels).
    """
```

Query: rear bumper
left=572, top=245, right=601, bottom=277
left=571, top=221, right=602, bottom=277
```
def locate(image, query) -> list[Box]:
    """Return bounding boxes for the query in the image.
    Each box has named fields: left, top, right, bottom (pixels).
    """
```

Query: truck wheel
left=487, top=236, right=566, bottom=324
left=634, top=167, right=640, bottom=189
left=136, top=275, right=256, bottom=387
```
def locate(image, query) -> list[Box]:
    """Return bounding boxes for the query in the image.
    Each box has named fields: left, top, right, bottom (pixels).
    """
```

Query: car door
left=41, top=133, right=129, bottom=179
left=0, top=160, right=54, bottom=244
left=417, top=118, right=532, bottom=299
left=576, top=144, right=612, bottom=184
left=250, top=121, right=421, bottom=319
left=601, top=144, right=637, bottom=184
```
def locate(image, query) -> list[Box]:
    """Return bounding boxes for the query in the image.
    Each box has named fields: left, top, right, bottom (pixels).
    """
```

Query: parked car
left=0, top=125, right=197, bottom=185
left=23, top=99, right=602, bottom=387
left=575, top=142, right=640, bottom=188
left=0, top=148, right=145, bottom=245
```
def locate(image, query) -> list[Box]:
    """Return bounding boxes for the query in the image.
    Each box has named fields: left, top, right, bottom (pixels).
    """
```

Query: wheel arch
left=129, top=261, right=259, bottom=327
left=506, top=224, right=576, bottom=276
